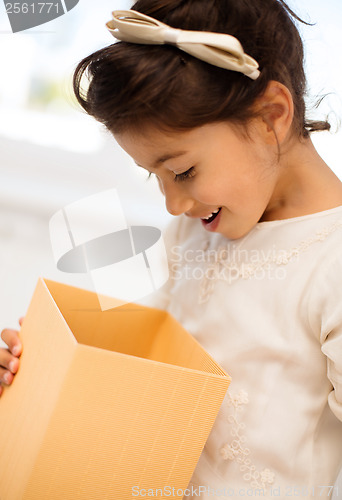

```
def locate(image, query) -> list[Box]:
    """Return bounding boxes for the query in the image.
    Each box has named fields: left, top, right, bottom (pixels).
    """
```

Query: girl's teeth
left=202, top=209, right=220, bottom=220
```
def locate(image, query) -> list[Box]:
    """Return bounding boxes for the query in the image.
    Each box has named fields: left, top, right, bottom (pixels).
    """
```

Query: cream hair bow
left=106, top=10, right=260, bottom=80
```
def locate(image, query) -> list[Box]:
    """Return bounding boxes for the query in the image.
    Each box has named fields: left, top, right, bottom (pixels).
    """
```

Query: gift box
left=0, top=278, right=230, bottom=500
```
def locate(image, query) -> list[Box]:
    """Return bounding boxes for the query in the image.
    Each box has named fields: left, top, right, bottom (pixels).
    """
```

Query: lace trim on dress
left=184, top=390, right=275, bottom=498
left=220, top=390, right=275, bottom=491
left=198, top=219, right=342, bottom=303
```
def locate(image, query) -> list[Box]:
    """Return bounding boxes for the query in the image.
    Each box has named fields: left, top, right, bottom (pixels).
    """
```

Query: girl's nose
left=161, top=181, right=194, bottom=216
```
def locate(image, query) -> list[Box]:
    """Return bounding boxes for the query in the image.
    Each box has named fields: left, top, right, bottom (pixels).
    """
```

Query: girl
left=1, top=0, right=342, bottom=497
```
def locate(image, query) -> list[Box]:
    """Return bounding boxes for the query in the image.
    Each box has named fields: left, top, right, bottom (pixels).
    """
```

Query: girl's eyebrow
left=134, top=151, right=188, bottom=170
left=154, top=151, right=187, bottom=167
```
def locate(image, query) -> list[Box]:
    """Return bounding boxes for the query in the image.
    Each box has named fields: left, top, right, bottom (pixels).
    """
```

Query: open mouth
left=201, top=207, right=222, bottom=224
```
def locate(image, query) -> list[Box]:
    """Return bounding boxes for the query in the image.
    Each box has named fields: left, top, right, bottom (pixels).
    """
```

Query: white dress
left=143, top=205, right=342, bottom=499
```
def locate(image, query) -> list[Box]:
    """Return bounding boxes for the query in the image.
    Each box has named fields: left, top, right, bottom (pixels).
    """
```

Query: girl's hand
left=0, top=317, right=23, bottom=397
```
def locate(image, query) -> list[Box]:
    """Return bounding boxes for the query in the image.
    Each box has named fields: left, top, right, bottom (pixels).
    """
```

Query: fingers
left=0, top=364, right=16, bottom=385
left=0, top=327, right=22, bottom=395
left=1, top=328, right=22, bottom=357
left=19, top=317, right=24, bottom=327
left=0, top=348, right=19, bottom=394
left=0, top=347, right=20, bottom=373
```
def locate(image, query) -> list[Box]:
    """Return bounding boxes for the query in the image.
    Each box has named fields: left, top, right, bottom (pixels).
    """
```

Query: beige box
left=0, top=278, right=230, bottom=500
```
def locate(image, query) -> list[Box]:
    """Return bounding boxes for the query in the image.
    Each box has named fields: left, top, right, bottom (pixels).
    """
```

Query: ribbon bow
left=106, top=10, right=260, bottom=80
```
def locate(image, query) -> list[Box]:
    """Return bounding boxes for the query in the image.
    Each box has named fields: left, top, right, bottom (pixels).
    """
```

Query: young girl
left=1, top=0, right=342, bottom=497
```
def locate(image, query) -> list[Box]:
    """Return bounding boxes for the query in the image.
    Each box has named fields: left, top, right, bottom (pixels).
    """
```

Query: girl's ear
left=256, top=80, right=295, bottom=145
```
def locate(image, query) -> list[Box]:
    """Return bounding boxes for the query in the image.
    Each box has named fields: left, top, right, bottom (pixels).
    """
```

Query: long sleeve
left=320, top=252, right=342, bottom=422
left=308, top=249, right=342, bottom=422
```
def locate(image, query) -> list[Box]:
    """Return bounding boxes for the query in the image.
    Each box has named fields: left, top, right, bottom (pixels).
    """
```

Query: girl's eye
left=174, top=167, right=195, bottom=182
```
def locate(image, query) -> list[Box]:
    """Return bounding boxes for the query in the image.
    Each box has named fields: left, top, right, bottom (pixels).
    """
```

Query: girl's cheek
left=194, top=182, right=226, bottom=204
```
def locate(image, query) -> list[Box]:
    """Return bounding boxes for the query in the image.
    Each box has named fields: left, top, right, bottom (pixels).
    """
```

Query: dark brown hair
left=73, top=0, right=330, bottom=138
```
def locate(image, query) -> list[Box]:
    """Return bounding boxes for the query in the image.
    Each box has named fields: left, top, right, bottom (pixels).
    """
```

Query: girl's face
left=115, top=121, right=283, bottom=240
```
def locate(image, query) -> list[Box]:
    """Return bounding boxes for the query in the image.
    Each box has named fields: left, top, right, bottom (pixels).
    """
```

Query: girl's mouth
left=201, top=207, right=222, bottom=231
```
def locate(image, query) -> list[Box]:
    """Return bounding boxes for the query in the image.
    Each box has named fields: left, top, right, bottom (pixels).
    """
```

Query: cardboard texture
left=0, top=278, right=231, bottom=500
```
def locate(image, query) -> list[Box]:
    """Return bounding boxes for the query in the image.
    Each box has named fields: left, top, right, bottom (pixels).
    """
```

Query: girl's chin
left=207, top=217, right=255, bottom=241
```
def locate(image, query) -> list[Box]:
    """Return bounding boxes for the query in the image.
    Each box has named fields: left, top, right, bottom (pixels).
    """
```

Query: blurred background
left=0, top=0, right=174, bottom=327
left=0, top=0, right=342, bottom=489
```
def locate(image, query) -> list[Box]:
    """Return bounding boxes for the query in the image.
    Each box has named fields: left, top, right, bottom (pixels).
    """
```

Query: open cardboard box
left=0, top=278, right=230, bottom=500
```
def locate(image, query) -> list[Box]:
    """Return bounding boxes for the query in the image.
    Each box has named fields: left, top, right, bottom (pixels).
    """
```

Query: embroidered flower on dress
left=220, top=443, right=239, bottom=460
left=220, top=390, right=276, bottom=492
left=260, top=468, right=276, bottom=484
left=230, top=389, right=249, bottom=407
